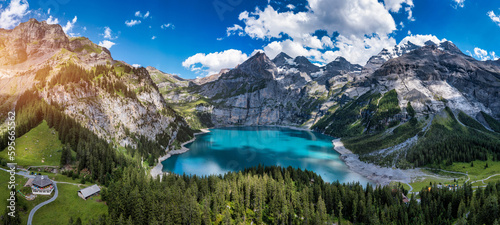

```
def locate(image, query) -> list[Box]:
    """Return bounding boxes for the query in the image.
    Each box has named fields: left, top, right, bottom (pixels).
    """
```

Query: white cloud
left=473, top=47, right=498, bottom=61
left=132, top=64, right=141, bottom=68
left=62, top=16, right=77, bottom=34
left=286, top=4, right=295, bottom=10
left=226, top=24, right=244, bottom=36
left=321, top=36, right=333, bottom=48
left=103, top=26, right=115, bottom=39
left=324, top=34, right=396, bottom=65
left=383, top=0, right=414, bottom=21
left=261, top=33, right=397, bottom=66
left=46, top=15, right=58, bottom=24
left=47, top=8, right=50, bottom=15
left=383, top=0, right=413, bottom=12
left=0, top=0, right=30, bottom=29
left=398, top=34, right=444, bottom=46
left=234, top=1, right=396, bottom=40
left=452, top=0, right=465, bottom=8
left=135, top=11, right=150, bottom=19
left=182, top=49, right=249, bottom=76
left=98, top=40, right=115, bottom=49
left=161, top=23, right=174, bottom=29
left=405, top=6, right=414, bottom=21
left=151, top=36, right=156, bottom=40
left=125, top=19, right=141, bottom=27
left=488, top=11, right=500, bottom=27
left=224, top=0, right=402, bottom=66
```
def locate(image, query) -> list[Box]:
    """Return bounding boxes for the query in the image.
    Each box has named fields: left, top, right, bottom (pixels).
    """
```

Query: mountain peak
left=0, top=18, right=112, bottom=67
left=235, top=51, right=275, bottom=79
left=274, top=52, right=292, bottom=60
left=293, top=56, right=309, bottom=63
left=439, top=41, right=463, bottom=55
left=272, top=52, right=293, bottom=67
left=334, top=56, right=348, bottom=62
left=424, top=40, right=437, bottom=46
left=325, top=56, right=362, bottom=73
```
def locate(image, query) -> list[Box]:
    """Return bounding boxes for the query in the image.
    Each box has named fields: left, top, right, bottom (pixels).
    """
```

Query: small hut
left=78, top=184, right=101, bottom=200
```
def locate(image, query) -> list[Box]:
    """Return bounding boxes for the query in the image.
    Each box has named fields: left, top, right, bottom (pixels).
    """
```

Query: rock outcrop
left=0, top=19, right=191, bottom=149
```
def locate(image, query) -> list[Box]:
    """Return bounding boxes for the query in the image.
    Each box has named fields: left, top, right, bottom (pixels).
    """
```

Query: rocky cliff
left=155, top=38, right=500, bottom=167
left=0, top=19, right=192, bottom=152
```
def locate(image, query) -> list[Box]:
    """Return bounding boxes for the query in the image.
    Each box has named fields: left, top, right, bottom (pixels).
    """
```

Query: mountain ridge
left=1, top=19, right=499, bottom=170
left=0, top=19, right=193, bottom=163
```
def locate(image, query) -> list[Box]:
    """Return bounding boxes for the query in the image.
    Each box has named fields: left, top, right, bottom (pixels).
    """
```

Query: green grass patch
left=69, top=37, right=88, bottom=42
left=390, top=181, right=412, bottom=191
left=0, top=170, right=15, bottom=215
left=0, top=170, right=50, bottom=223
left=444, top=159, right=500, bottom=181
left=409, top=177, right=458, bottom=193
left=74, top=44, right=102, bottom=54
left=173, top=98, right=210, bottom=114
left=32, top=183, right=107, bottom=224
left=0, top=120, right=63, bottom=167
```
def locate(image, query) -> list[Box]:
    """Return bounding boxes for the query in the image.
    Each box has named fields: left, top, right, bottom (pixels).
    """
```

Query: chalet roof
left=32, top=175, right=53, bottom=187
left=78, top=184, right=101, bottom=198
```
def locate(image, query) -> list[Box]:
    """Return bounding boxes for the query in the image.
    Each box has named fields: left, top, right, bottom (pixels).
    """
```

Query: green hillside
left=0, top=120, right=63, bottom=167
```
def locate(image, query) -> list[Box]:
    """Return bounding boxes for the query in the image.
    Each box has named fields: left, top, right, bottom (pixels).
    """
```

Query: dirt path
left=471, top=174, right=500, bottom=185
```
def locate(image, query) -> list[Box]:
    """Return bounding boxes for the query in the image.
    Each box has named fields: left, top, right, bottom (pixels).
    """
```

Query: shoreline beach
left=150, top=128, right=210, bottom=179
left=332, top=138, right=425, bottom=186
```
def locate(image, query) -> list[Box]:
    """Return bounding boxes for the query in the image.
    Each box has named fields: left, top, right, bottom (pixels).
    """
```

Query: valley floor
left=333, top=138, right=500, bottom=193
left=332, top=138, right=426, bottom=186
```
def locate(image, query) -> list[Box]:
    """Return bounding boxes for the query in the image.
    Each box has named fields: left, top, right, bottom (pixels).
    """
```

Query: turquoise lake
left=162, top=126, right=370, bottom=184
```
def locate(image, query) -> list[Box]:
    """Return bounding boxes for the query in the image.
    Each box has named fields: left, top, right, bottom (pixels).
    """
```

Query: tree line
left=407, top=108, right=500, bottom=167
left=59, top=165, right=500, bottom=225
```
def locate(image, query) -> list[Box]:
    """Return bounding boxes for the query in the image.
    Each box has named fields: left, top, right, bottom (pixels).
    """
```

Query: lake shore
left=150, top=128, right=210, bottom=179
left=151, top=126, right=425, bottom=187
left=332, top=138, right=425, bottom=186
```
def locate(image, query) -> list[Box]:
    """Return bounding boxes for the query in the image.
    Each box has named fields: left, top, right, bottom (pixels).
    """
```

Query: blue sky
left=1, top=0, right=500, bottom=79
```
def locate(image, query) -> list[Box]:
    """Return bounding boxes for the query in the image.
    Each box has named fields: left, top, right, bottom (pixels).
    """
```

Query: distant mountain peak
left=239, top=51, right=271, bottom=67
left=0, top=18, right=112, bottom=67
left=334, top=56, right=348, bottom=62
left=424, top=40, right=437, bottom=46
left=325, top=56, right=362, bottom=74
left=293, top=56, right=311, bottom=64
left=272, top=52, right=293, bottom=67
left=438, top=41, right=463, bottom=55
left=274, top=52, right=292, bottom=60
left=235, top=51, right=276, bottom=79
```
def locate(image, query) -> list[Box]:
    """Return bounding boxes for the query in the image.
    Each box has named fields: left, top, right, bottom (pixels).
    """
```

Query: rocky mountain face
left=157, top=38, right=500, bottom=167
left=160, top=51, right=365, bottom=128
left=0, top=19, right=192, bottom=150
left=0, top=19, right=111, bottom=70
left=370, top=43, right=500, bottom=118
left=164, top=39, right=499, bottom=128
